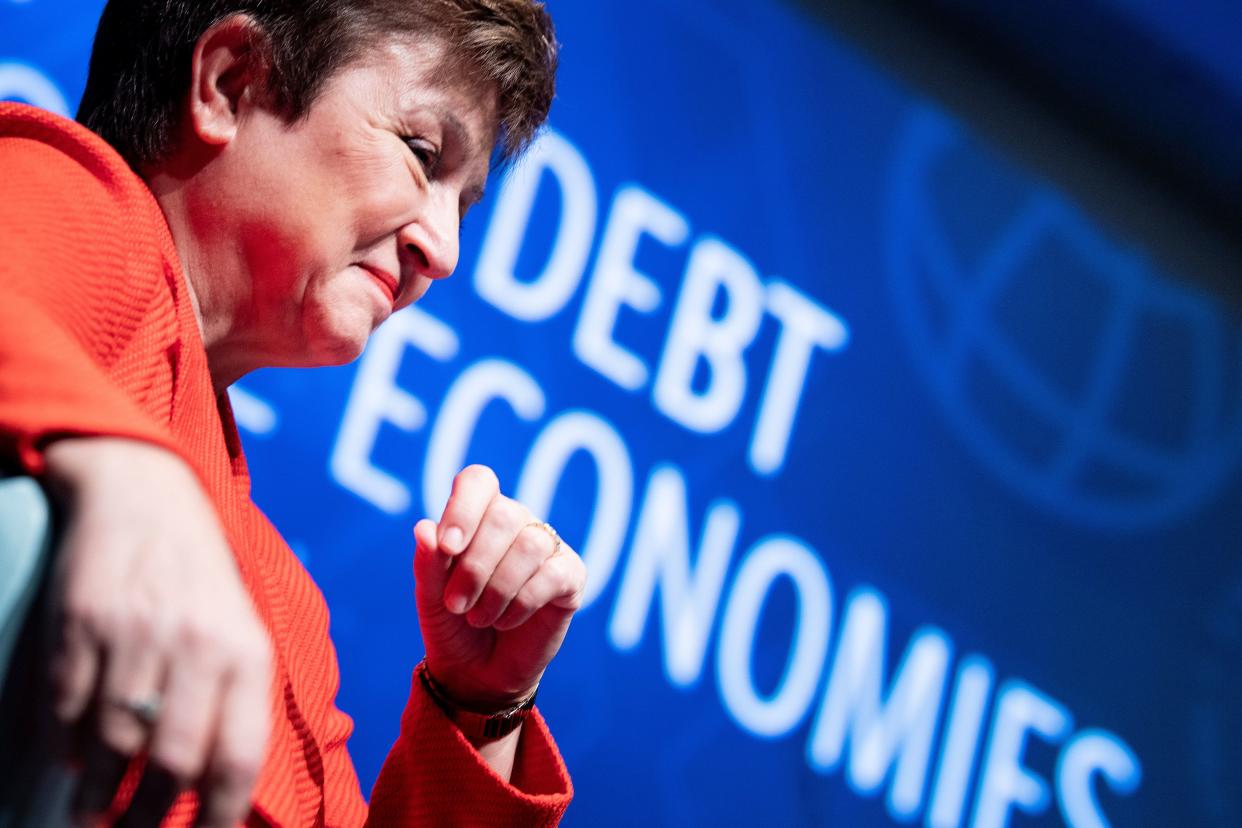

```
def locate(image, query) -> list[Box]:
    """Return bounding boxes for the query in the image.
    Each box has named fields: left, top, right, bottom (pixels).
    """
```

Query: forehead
left=341, top=35, right=499, bottom=155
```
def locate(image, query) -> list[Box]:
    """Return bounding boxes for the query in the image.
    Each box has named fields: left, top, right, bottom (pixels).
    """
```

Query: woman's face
left=196, top=36, right=496, bottom=367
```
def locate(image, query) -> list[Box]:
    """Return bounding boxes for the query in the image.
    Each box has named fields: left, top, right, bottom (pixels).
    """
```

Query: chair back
left=0, top=476, right=73, bottom=828
left=0, top=477, right=52, bottom=678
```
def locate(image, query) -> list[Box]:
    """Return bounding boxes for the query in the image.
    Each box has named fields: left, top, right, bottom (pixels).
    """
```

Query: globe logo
left=886, top=107, right=1242, bottom=530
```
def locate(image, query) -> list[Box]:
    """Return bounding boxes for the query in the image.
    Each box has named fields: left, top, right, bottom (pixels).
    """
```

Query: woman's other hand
left=413, top=464, right=587, bottom=717
left=43, top=437, right=273, bottom=828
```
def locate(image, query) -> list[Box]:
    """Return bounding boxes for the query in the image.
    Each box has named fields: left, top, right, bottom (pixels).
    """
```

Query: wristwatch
left=417, top=660, right=537, bottom=742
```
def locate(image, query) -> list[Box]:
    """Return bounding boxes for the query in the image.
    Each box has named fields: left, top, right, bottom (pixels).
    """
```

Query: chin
left=302, top=311, right=375, bottom=366
left=310, top=337, right=368, bottom=366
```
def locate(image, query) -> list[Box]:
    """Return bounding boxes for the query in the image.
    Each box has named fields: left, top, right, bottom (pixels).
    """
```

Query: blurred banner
left=4, top=1, right=1241, bottom=825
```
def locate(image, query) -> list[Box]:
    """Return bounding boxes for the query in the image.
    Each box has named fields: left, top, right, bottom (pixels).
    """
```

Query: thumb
left=412, top=518, right=452, bottom=606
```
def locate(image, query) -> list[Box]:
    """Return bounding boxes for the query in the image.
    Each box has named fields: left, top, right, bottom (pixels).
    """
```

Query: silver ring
left=526, top=520, right=562, bottom=557
left=112, top=695, right=162, bottom=725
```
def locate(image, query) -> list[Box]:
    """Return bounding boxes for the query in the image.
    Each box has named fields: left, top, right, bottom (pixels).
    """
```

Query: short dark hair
left=77, top=0, right=558, bottom=170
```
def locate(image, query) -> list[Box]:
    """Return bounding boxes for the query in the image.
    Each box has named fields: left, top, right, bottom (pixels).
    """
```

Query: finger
left=114, top=763, right=180, bottom=828
left=412, top=519, right=451, bottom=604
left=72, top=733, right=132, bottom=820
left=98, top=618, right=166, bottom=757
left=493, top=549, right=587, bottom=632
left=436, top=465, right=500, bottom=555
left=465, top=523, right=556, bottom=629
left=442, top=495, right=527, bottom=616
left=76, top=626, right=167, bottom=823
left=145, top=634, right=228, bottom=800
left=51, top=612, right=100, bottom=723
left=194, top=638, right=272, bottom=828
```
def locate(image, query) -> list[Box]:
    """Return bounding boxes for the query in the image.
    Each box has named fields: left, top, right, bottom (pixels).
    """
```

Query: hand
left=413, top=465, right=586, bottom=712
left=43, top=438, right=273, bottom=827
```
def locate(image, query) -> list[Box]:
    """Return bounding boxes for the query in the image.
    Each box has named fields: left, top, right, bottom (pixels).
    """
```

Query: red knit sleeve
left=0, top=105, right=184, bottom=471
left=360, top=669, right=572, bottom=827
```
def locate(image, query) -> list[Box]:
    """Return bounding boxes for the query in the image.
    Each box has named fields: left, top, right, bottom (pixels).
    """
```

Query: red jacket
left=0, top=102, right=572, bottom=827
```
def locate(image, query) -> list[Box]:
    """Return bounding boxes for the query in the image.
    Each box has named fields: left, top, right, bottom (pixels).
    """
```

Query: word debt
left=330, top=311, right=1141, bottom=828
left=472, top=129, right=849, bottom=478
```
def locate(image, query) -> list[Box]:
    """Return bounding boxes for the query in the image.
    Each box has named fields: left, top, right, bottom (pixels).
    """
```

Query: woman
left=0, top=1, right=586, bottom=825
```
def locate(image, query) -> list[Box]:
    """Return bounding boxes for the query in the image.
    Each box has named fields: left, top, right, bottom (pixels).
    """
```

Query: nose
left=397, top=192, right=459, bottom=282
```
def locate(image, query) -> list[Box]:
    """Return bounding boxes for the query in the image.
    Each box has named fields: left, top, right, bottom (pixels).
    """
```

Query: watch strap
left=417, top=661, right=537, bottom=742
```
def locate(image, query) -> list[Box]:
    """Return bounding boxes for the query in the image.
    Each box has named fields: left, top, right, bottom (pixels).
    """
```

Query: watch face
left=476, top=711, right=531, bottom=741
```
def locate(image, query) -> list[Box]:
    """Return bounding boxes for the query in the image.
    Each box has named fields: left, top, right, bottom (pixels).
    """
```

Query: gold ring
left=526, top=520, right=562, bottom=557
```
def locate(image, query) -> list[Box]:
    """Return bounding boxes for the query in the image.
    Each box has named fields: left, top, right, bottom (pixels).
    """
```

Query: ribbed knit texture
left=0, top=103, right=572, bottom=827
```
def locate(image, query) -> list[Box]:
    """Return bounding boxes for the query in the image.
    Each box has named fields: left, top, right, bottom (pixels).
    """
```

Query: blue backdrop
left=4, top=1, right=1241, bottom=826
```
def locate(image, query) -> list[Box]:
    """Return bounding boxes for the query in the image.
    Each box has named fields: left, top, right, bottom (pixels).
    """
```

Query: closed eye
left=402, top=137, right=440, bottom=177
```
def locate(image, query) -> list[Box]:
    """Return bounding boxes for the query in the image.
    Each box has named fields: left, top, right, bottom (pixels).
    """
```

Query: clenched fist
left=414, top=465, right=587, bottom=716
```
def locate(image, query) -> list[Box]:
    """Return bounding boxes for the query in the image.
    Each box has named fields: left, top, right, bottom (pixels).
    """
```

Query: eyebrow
left=440, top=111, right=484, bottom=156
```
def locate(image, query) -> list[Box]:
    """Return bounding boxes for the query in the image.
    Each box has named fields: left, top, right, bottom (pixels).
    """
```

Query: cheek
left=354, top=175, right=413, bottom=236
left=246, top=181, right=360, bottom=294
left=334, top=143, right=415, bottom=230
left=226, top=153, right=337, bottom=279
left=238, top=211, right=321, bottom=300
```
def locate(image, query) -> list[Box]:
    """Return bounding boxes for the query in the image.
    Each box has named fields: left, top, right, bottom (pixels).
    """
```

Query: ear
left=187, top=14, right=270, bottom=147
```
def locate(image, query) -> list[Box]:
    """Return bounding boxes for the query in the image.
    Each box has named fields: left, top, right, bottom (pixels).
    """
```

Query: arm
left=39, top=437, right=273, bottom=826
left=363, top=665, right=572, bottom=827
left=1, top=112, right=274, bottom=827
left=0, top=124, right=180, bottom=470
left=318, top=467, right=582, bottom=827
left=413, top=466, right=585, bottom=767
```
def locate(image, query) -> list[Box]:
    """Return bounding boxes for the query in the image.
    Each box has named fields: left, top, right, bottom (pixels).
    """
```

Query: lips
left=360, top=264, right=400, bottom=308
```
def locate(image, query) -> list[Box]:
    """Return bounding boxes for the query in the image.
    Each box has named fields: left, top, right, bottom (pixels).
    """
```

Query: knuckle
left=218, top=637, right=250, bottom=668
left=122, top=605, right=165, bottom=648
left=509, top=593, right=534, bottom=617
left=484, top=571, right=514, bottom=603
left=514, top=528, right=545, bottom=559
left=177, top=619, right=226, bottom=667
left=215, top=627, right=265, bottom=671
left=72, top=599, right=117, bottom=641
left=456, top=557, right=490, bottom=586
left=456, top=464, right=499, bottom=493
left=176, top=618, right=209, bottom=650
left=477, top=584, right=505, bottom=611
left=505, top=494, right=529, bottom=520
left=492, top=495, right=527, bottom=528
